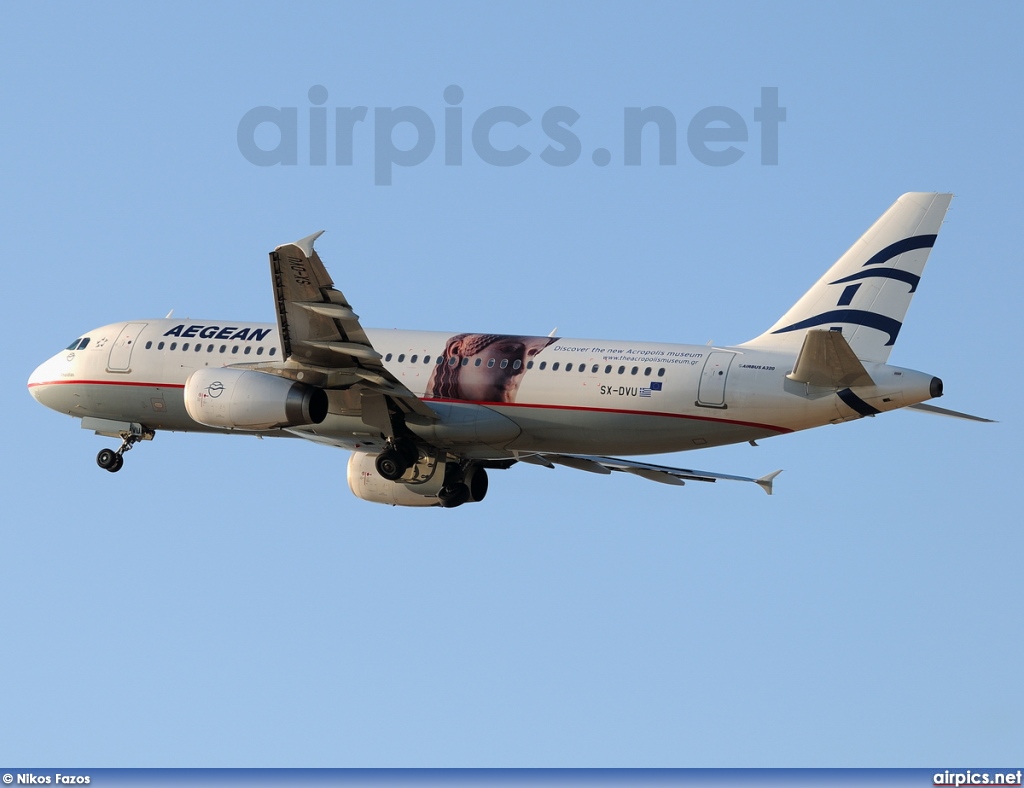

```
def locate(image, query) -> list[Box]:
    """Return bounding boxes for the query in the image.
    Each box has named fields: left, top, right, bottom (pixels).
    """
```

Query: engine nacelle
left=184, top=367, right=328, bottom=430
left=347, top=452, right=443, bottom=507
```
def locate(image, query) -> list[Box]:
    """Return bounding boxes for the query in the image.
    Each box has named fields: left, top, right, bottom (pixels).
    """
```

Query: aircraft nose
left=28, top=356, right=66, bottom=409
left=27, top=361, right=47, bottom=400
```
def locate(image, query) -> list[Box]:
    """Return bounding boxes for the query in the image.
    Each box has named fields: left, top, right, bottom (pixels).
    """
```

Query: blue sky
left=2, top=0, right=1021, bottom=768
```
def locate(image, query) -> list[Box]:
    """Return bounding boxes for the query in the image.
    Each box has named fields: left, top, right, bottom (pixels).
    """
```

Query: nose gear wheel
left=95, top=426, right=152, bottom=473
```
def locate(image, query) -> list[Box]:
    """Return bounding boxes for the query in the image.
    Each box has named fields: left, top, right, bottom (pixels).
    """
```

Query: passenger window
left=644, top=367, right=651, bottom=376
left=219, top=345, right=226, bottom=353
left=424, top=356, right=431, bottom=364
left=269, top=348, right=277, bottom=356
left=195, top=344, right=202, bottom=353
left=385, top=353, right=393, bottom=361
left=474, top=358, right=482, bottom=366
left=461, top=358, right=468, bottom=366
left=145, top=341, right=153, bottom=350
left=618, top=366, right=625, bottom=374
left=566, top=363, right=573, bottom=372
left=170, top=342, right=177, bottom=350
left=513, top=359, right=522, bottom=370
left=500, top=359, right=508, bottom=369
left=410, top=355, right=418, bottom=363
left=539, top=362, right=547, bottom=370
left=580, top=365, right=586, bottom=373
left=398, top=354, right=405, bottom=362
left=256, top=347, right=264, bottom=355
left=658, top=368, right=665, bottom=377
left=552, top=362, right=560, bottom=371
left=157, top=342, right=165, bottom=350
left=591, top=365, right=598, bottom=373
left=448, top=357, right=458, bottom=367
left=527, top=361, right=534, bottom=369
left=244, top=346, right=250, bottom=355
left=232, top=346, right=238, bottom=354
left=183, top=343, right=190, bottom=351
left=631, top=366, right=638, bottom=375
left=436, top=356, right=444, bottom=365
left=207, top=344, right=214, bottom=352
left=487, top=358, right=495, bottom=368
left=605, top=365, right=612, bottom=374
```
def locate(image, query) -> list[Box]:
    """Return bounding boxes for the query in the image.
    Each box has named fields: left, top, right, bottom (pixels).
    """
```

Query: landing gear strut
left=96, top=427, right=150, bottom=473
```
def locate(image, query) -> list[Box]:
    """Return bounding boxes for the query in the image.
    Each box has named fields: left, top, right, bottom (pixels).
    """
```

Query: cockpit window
left=66, top=338, right=82, bottom=350
left=77, top=338, right=89, bottom=350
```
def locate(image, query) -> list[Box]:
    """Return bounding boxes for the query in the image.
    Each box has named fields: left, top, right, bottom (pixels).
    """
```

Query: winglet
left=756, top=469, right=783, bottom=496
left=277, top=230, right=325, bottom=256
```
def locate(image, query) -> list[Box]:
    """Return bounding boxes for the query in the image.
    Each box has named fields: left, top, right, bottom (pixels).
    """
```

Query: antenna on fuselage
left=165, top=309, right=174, bottom=319
left=548, top=327, right=558, bottom=337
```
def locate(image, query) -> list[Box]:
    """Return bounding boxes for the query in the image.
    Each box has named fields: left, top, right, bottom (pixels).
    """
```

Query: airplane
left=27, top=192, right=991, bottom=507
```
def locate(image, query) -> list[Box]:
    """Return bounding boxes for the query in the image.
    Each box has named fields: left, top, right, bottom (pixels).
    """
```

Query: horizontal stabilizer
left=787, top=329, right=874, bottom=388
left=906, top=403, right=995, bottom=423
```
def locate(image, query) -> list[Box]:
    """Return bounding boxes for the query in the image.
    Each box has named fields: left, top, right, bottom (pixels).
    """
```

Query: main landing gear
left=437, top=464, right=489, bottom=509
left=374, top=437, right=419, bottom=481
left=96, top=427, right=151, bottom=473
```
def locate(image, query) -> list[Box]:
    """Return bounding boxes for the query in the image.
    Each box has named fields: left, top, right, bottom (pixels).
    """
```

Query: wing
left=258, top=231, right=436, bottom=427
left=517, top=452, right=782, bottom=495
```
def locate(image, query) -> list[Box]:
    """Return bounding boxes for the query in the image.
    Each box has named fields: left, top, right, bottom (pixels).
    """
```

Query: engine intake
left=184, top=367, right=327, bottom=430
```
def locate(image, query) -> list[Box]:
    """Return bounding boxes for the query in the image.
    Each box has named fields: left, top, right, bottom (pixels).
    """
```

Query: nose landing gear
left=95, top=425, right=153, bottom=473
left=96, top=447, right=124, bottom=472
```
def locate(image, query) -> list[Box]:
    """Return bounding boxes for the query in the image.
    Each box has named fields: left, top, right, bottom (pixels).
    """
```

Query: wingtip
left=756, top=469, right=783, bottom=496
left=276, top=230, right=325, bottom=256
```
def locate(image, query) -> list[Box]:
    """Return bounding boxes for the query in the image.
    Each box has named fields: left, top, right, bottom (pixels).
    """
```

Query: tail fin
left=741, top=192, right=953, bottom=363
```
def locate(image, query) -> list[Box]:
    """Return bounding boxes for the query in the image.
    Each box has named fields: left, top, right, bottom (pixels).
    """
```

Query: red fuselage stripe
left=29, top=379, right=186, bottom=389
left=28, top=380, right=791, bottom=434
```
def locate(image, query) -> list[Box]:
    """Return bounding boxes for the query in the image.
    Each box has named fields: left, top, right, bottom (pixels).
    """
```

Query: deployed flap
left=531, top=453, right=782, bottom=495
left=267, top=233, right=436, bottom=422
left=787, top=329, right=874, bottom=388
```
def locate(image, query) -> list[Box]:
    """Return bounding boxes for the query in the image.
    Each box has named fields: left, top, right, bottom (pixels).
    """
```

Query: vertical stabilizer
left=741, top=192, right=953, bottom=363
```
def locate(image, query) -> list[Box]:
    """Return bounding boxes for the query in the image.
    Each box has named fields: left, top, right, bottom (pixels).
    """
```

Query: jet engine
left=346, top=452, right=490, bottom=508
left=184, top=367, right=328, bottom=430
left=347, top=451, right=442, bottom=507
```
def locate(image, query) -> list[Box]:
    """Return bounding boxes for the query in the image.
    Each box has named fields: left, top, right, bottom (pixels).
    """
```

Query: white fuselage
left=27, top=319, right=938, bottom=459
